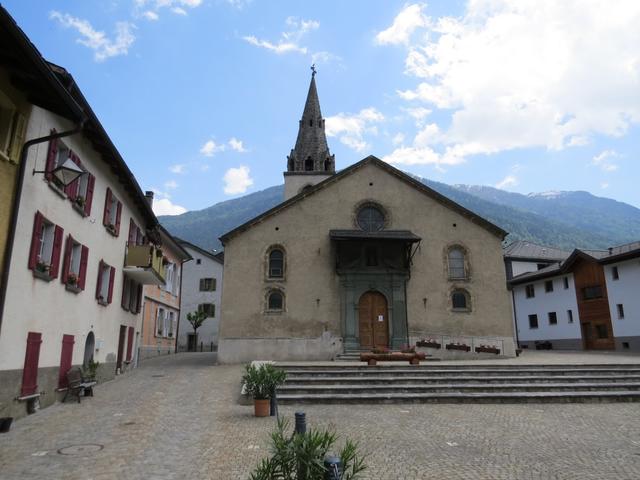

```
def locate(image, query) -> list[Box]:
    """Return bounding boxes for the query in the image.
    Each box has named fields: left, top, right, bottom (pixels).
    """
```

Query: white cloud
left=592, top=150, right=619, bottom=172
left=375, top=4, right=429, bottom=45
left=223, top=166, right=253, bottom=195
left=164, top=180, right=178, bottom=189
left=243, top=16, right=319, bottom=56
left=50, top=11, right=135, bottom=62
left=392, top=132, right=405, bottom=146
left=495, top=175, right=519, bottom=190
left=153, top=198, right=187, bottom=216
left=169, top=164, right=186, bottom=174
left=142, top=11, right=159, bottom=21
left=376, top=1, right=640, bottom=164
left=402, top=106, right=432, bottom=126
left=601, top=182, right=610, bottom=189
left=134, top=0, right=202, bottom=19
left=228, top=137, right=247, bottom=153
left=200, top=139, right=225, bottom=157
left=311, top=51, right=341, bottom=65
left=325, top=107, right=385, bottom=152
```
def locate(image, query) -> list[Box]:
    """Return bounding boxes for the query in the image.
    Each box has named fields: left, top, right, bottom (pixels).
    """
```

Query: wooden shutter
left=8, top=112, right=27, bottom=163
left=21, top=332, right=42, bottom=396
left=49, top=225, right=64, bottom=279
left=96, top=260, right=104, bottom=300
left=121, top=276, right=129, bottom=310
left=28, top=211, right=44, bottom=270
left=212, top=278, right=217, bottom=291
left=126, top=327, right=134, bottom=362
left=136, top=284, right=143, bottom=313
left=45, top=133, right=57, bottom=181
left=114, top=201, right=122, bottom=236
left=84, top=174, right=95, bottom=216
left=78, top=246, right=89, bottom=290
left=61, top=235, right=73, bottom=284
left=107, top=266, right=115, bottom=304
left=58, top=334, right=75, bottom=388
left=63, top=152, right=79, bottom=198
left=103, top=188, right=112, bottom=226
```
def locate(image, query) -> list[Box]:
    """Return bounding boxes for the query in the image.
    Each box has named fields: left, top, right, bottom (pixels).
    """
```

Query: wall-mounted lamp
left=33, top=158, right=85, bottom=187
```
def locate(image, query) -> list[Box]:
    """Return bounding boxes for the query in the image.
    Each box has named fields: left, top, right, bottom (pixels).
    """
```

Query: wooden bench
left=62, top=367, right=97, bottom=403
left=360, top=352, right=427, bottom=366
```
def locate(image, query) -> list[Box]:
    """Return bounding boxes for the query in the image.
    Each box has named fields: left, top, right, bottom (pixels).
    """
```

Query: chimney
left=608, top=247, right=613, bottom=255
left=145, top=190, right=154, bottom=207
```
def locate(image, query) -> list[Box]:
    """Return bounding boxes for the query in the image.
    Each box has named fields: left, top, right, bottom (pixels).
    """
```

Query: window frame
left=612, top=266, right=619, bottom=281
left=447, top=246, right=468, bottom=280
left=356, top=204, right=385, bottom=233
left=96, top=260, right=115, bottom=305
left=61, top=234, right=89, bottom=292
left=28, top=211, right=63, bottom=281
left=266, top=290, right=285, bottom=313
left=199, top=277, right=217, bottom=291
left=525, top=284, right=535, bottom=298
left=567, top=309, right=574, bottom=323
left=617, top=304, right=625, bottom=319
left=528, top=314, right=539, bottom=329
left=267, top=246, right=285, bottom=280
left=548, top=311, right=558, bottom=325
left=198, top=303, right=216, bottom=318
left=103, top=187, right=122, bottom=236
left=563, top=277, right=569, bottom=289
left=544, top=280, right=554, bottom=293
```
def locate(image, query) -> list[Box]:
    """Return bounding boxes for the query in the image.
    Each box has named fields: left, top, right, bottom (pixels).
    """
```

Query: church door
left=358, top=291, right=389, bottom=349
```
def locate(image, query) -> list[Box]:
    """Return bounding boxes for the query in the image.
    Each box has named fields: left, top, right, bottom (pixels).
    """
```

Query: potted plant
left=242, top=363, right=287, bottom=417
left=417, top=338, right=441, bottom=349
left=74, top=195, right=86, bottom=208
left=445, top=342, right=471, bottom=352
left=106, top=223, right=117, bottom=235
left=67, top=273, right=78, bottom=286
left=82, top=359, right=100, bottom=382
left=35, top=261, right=50, bottom=274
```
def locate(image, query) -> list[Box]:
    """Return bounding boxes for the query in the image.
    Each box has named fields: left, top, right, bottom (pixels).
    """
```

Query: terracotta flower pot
left=254, top=398, right=270, bottom=417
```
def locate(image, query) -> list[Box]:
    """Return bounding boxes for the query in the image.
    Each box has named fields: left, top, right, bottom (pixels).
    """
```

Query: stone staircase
left=275, top=363, right=640, bottom=403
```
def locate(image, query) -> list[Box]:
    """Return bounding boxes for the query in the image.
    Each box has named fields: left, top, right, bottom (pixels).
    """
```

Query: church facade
left=217, top=74, right=515, bottom=363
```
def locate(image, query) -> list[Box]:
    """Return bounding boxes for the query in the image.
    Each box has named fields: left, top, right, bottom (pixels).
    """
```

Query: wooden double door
left=358, top=291, right=389, bottom=349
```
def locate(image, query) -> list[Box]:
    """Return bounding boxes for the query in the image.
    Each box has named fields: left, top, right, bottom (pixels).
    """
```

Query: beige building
left=218, top=74, right=515, bottom=363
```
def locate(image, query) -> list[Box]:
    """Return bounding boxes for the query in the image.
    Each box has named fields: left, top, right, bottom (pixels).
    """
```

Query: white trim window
left=156, top=307, right=166, bottom=337
left=165, top=263, right=175, bottom=293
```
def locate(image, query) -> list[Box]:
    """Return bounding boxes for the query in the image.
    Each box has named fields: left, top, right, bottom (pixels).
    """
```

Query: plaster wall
left=605, top=260, right=640, bottom=338
left=513, top=274, right=582, bottom=343
left=0, top=106, right=148, bottom=376
left=177, top=245, right=223, bottom=350
left=283, top=172, right=332, bottom=200
left=511, top=261, right=544, bottom=277
left=219, top=161, right=513, bottom=362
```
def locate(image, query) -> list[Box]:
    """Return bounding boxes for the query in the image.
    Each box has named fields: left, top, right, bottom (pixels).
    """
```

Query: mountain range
left=159, top=177, right=640, bottom=253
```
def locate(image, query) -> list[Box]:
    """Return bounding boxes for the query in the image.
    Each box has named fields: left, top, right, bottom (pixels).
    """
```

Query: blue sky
left=4, top=1, right=640, bottom=214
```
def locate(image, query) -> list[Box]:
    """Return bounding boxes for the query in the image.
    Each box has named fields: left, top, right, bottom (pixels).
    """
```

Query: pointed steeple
left=286, top=68, right=335, bottom=174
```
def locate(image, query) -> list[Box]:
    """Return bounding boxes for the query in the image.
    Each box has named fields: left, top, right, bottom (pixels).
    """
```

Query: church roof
left=220, top=156, right=508, bottom=244
left=330, top=230, right=422, bottom=242
left=503, top=240, right=570, bottom=262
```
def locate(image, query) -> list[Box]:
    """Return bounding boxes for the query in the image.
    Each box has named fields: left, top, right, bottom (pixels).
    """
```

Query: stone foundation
left=218, top=333, right=343, bottom=363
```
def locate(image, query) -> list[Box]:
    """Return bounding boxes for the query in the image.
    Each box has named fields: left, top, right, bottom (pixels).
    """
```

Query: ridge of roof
left=503, top=240, right=570, bottom=261
left=219, top=156, right=507, bottom=244
left=176, top=237, right=224, bottom=264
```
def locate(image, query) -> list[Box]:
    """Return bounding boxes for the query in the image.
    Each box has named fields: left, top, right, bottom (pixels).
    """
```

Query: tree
left=186, top=310, right=207, bottom=345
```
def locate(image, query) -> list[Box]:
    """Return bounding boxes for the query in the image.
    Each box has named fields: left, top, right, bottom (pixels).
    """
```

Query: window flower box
left=475, top=345, right=501, bottom=355
left=416, top=340, right=441, bottom=349
left=105, top=223, right=117, bottom=236
left=33, top=261, right=52, bottom=281
left=445, top=342, right=471, bottom=352
left=97, top=294, right=108, bottom=306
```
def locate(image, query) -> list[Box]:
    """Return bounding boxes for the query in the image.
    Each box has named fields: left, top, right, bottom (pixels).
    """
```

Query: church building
left=218, top=72, right=515, bottom=362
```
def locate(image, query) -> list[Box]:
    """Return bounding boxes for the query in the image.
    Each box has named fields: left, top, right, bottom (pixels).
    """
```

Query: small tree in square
left=186, top=310, right=208, bottom=343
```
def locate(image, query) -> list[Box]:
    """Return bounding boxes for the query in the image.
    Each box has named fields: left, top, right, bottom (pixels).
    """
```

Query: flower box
left=475, top=345, right=500, bottom=355
left=445, top=343, right=471, bottom=352
left=360, top=351, right=426, bottom=366
left=106, top=224, right=117, bottom=235
left=416, top=340, right=441, bottom=349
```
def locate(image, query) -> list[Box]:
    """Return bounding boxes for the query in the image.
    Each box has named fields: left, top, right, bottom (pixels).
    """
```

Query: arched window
left=83, top=332, right=95, bottom=368
left=268, top=291, right=284, bottom=311
left=452, top=289, right=471, bottom=311
left=324, top=158, right=331, bottom=171
left=268, top=249, right=284, bottom=278
left=288, top=157, right=294, bottom=171
left=304, top=157, right=314, bottom=171
left=357, top=205, right=385, bottom=232
left=448, top=247, right=467, bottom=279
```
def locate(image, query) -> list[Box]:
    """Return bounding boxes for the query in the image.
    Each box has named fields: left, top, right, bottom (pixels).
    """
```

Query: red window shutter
left=121, top=276, right=129, bottom=310
left=96, top=260, right=104, bottom=300
left=45, top=134, right=57, bottom=181
left=21, top=332, right=42, bottom=396
left=79, top=245, right=89, bottom=290
left=115, top=201, right=122, bottom=236
left=49, top=225, right=64, bottom=279
left=61, top=235, right=73, bottom=284
left=136, top=283, right=143, bottom=313
left=128, top=218, right=136, bottom=244
left=126, top=326, right=134, bottom=362
left=103, top=187, right=112, bottom=226
left=28, top=211, right=44, bottom=270
left=63, top=152, right=79, bottom=198
left=84, top=174, right=95, bottom=216
left=57, top=334, right=75, bottom=388
left=107, top=266, right=115, bottom=304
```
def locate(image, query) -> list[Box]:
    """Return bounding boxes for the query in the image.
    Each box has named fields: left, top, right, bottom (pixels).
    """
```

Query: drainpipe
left=174, top=258, right=188, bottom=353
left=0, top=124, right=85, bottom=333
left=511, top=289, right=520, bottom=348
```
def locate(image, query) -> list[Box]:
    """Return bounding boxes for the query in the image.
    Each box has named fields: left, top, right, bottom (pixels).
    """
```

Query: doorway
left=83, top=331, right=95, bottom=368
left=187, top=333, right=197, bottom=352
left=358, top=291, right=389, bottom=349
left=116, top=325, right=127, bottom=373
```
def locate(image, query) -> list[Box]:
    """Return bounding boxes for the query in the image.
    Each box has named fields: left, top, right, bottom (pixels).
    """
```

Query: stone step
left=281, top=374, right=640, bottom=385
left=281, top=367, right=640, bottom=377
left=280, top=363, right=640, bottom=371
left=278, top=382, right=640, bottom=395
left=276, top=390, right=640, bottom=404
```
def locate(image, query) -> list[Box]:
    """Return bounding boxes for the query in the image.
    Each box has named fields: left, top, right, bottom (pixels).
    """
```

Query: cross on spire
left=311, top=64, right=317, bottom=77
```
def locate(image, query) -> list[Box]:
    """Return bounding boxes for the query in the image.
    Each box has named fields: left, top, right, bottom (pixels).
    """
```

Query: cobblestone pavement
left=1, top=353, right=640, bottom=479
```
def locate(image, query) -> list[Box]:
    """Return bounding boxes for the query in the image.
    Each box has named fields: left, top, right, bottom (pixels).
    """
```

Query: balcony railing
left=124, top=243, right=166, bottom=285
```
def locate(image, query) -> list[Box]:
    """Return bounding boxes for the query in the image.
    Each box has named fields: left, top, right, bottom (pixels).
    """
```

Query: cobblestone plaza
left=1, top=353, right=640, bottom=479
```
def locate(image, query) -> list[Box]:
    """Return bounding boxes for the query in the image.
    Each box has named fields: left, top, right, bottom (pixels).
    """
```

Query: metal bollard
left=294, top=411, right=306, bottom=435
left=269, top=387, right=278, bottom=417
left=324, top=455, right=343, bottom=480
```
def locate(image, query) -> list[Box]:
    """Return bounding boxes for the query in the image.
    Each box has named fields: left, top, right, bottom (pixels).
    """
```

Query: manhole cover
left=152, top=374, right=165, bottom=378
left=123, top=421, right=136, bottom=426
left=58, top=444, right=104, bottom=455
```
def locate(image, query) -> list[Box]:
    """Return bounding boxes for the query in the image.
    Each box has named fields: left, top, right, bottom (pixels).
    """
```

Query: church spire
left=286, top=67, right=335, bottom=174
